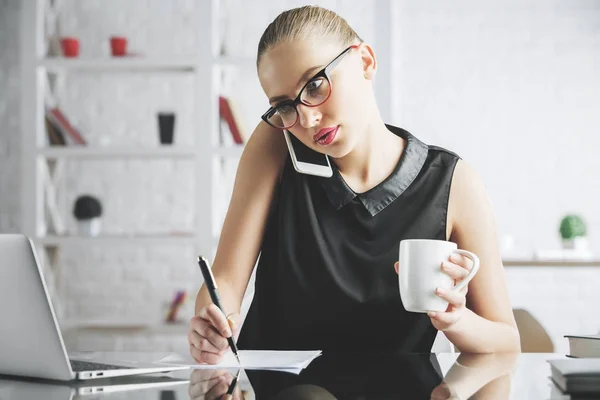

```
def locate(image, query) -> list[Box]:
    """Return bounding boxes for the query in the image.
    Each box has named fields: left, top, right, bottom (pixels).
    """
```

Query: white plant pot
left=562, top=236, right=588, bottom=251
left=76, top=218, right=102, bottom=237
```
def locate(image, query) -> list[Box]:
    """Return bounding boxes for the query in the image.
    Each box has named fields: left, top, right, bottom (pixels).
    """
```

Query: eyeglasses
left=261, top=44, right=360, bottom=130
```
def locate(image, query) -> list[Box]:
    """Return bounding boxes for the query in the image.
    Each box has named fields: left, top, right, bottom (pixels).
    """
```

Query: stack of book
left=566, top=334, right=600, bottom=358
left=549, top=334, right=600, bottom=395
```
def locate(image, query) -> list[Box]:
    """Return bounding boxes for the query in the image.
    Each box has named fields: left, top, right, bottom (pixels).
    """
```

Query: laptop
left=0, top=373, right=190, bottom=398
left=0, top=234, right=189, bottom=381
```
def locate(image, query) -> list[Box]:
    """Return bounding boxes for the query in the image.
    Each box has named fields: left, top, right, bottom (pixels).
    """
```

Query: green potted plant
left=559, top=214, right=588, bottom=251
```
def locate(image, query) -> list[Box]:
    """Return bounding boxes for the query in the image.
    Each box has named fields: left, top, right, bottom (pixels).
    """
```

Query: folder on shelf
left=45, top=116, right=67, bottom=146
left=46, top=107, right=87, bottom=146
left=219, top=95, right=248, bottom=145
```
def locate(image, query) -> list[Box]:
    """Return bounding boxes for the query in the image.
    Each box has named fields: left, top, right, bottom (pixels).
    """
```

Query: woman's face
left=258, top=39, right=376, bottom=159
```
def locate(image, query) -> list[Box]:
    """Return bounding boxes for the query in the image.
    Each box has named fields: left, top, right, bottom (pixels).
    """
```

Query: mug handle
left=451, top=249, right=480, bottom=292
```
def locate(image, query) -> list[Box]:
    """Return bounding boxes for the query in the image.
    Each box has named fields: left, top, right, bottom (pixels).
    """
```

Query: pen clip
left=197, top=255, right=218, bottom=289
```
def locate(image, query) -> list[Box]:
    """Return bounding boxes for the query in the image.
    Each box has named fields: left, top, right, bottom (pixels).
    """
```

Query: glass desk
left=0, top=352, right=573, bottom=399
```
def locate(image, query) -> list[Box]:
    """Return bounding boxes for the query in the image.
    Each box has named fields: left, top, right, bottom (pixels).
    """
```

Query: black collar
left=319, top=125, right=429, bottom=216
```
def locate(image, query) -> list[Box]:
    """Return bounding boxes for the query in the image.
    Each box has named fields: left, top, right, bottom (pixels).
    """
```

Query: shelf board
left=39, top=57, right=198, bottom=72
left=503, top=259, right=600, bottom=267
left=39, top=146, right=197, bottom=159
left=36, top=234, right=199, bottom=247
left=62, top=320, right=187, bottom=333
left=215, top=145, right=244, bottom=158
left=215, top=55, right=255, bottom=67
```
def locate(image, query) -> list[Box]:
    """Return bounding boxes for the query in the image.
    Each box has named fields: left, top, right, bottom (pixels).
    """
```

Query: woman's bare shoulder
left=241, top=121, right=288, bottom=173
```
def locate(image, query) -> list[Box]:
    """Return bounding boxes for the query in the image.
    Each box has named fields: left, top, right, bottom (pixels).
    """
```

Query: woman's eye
left=306, top=78, right=324, bottom=93
left=277, top=105, right=295, bottom=115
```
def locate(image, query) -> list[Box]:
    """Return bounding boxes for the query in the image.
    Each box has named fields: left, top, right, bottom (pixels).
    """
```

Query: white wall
left=391, top=0, right=600, bottom=353
left=1, top=0, right=599, bottom=353
left=392, top=0, right=600, bottom=254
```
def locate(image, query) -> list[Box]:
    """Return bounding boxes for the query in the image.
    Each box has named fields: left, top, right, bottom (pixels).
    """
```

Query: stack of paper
left=159, top=350, right=322, bottom=375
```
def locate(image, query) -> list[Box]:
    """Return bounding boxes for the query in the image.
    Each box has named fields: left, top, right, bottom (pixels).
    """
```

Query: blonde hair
left=257, top=6, right=363, bottom=67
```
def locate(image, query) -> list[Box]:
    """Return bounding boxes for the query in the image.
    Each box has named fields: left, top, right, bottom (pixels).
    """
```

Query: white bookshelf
left=215, top=144, right=244, bottom=158
left=40, top=146, right=243, bottom=160
left=21, top=0, right=231, bottom=237
left=39, top=147, right=198, bottom=159
left=38, top=234, right=202, bottom=247
left=215, top=55, right=255, bottom=67
left=20, top=0, right=236, bottom=327
left=38, top=57, right=198, bottom=72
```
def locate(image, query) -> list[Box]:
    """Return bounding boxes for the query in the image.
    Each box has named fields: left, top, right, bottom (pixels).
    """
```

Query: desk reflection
left=0, top=353, right=519, bottom=400
left=188, top=352, right=518, bottom=400
left=432, top=353, right=518, bottom=399
left=188, top=369, right=244, bottom=400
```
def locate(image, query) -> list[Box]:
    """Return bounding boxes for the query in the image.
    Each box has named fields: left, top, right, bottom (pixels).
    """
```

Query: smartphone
left=283, top=130, right=333, bottom=177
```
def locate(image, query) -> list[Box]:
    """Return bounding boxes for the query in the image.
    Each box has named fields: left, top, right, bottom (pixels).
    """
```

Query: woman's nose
left=296, top=104, right=321, bottom=128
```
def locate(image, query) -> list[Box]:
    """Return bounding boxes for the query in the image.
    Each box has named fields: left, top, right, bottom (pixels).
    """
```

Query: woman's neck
left=334, top=114, right=405, bottom=194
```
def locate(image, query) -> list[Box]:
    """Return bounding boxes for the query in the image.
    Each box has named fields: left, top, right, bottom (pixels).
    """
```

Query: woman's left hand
left=428, top=252, right=474, bottom=331
left=394, top=253, right=474, bottom=331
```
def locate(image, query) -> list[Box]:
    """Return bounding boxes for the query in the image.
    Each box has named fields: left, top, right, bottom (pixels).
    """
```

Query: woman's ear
left=359, top=43, right=377, bottom=80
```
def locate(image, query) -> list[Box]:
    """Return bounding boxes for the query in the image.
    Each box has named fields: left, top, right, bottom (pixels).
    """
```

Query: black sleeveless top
left=238, top=125, right=460, bottom=353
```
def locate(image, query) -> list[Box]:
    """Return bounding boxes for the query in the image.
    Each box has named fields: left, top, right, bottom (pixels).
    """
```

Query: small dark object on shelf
left=73, top=195, right=102, bottom=220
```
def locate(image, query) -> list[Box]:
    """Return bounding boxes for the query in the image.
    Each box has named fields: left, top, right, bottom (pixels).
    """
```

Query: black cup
left=158, top=112, right=175, bottom=144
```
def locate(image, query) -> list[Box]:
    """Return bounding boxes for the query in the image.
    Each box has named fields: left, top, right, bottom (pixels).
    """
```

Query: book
left=46, top=107, right=87, bottom=145
left=219, top=96, right=246, bottom=145
left=565, top=334, right=600, bottom=358
left=45, top=116, right=66, bottom=146
left=549, top=358, right=600, bottom=395
left=227, top=96, right=250, bottom=143
left=165, top=290, right=187, bottom=323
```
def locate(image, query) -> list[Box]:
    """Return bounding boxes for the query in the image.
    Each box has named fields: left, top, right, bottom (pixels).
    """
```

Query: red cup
left=60, top=37, right=80, bottom=58
left=110, top=36, right=128, bottom=56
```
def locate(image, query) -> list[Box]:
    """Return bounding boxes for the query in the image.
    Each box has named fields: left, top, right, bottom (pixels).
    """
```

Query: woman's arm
left=195, top=121, right=288, bottom=317
left=442, top=160, right=521, bottom=353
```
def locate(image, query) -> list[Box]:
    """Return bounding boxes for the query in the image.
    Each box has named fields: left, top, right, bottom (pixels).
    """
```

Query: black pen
left=226, top=368, right=241, bottom=396
left=197, top=256, right=241, bottom=365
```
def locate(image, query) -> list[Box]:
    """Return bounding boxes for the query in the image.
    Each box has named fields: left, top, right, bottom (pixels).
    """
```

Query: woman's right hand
left=188, top=304, right=240, bottom=364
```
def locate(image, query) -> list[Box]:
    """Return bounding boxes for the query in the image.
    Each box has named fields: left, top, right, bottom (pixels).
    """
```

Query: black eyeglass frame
left=261, top=44, right=360, bottom=129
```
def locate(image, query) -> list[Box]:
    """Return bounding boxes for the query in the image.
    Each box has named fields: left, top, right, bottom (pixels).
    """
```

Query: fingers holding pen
left=199, top=304, right=233, bottom=338
left=190, top=313, right=230, bottom=350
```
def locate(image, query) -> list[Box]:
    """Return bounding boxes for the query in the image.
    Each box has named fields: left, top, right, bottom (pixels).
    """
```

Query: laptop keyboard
left=70, top=359, right=133, bottom=372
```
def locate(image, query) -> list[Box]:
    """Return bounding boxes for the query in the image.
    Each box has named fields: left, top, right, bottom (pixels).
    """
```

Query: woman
left=188, top=5, right=520, bottom=364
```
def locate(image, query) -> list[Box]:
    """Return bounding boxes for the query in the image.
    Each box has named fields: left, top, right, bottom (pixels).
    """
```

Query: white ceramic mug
left=398, top=239, right=480, bottom=313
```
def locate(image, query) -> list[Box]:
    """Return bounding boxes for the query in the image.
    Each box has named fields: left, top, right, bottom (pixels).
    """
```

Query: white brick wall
left=393, top=0, right=600, bottom=253
left=1, top=0, right=599, bottom=353
left=0, top=0, right=21, bottom=233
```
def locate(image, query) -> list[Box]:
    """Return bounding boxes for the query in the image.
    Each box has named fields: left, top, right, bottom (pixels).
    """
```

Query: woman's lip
left=316, top=127, right=338, bottom=146
left=313, top=126, right=339, bottom=141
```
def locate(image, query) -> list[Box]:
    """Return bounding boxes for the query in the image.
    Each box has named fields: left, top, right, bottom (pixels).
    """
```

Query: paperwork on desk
left=158, top=350, right=322, bottom=375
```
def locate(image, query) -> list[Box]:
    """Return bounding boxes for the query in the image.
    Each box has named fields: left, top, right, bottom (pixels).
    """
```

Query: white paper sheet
left=158, top=350, right=322, bottom=374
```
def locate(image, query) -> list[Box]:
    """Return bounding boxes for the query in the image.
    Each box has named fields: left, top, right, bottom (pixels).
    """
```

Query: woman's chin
left=327, top=141, right=355, bottom=160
